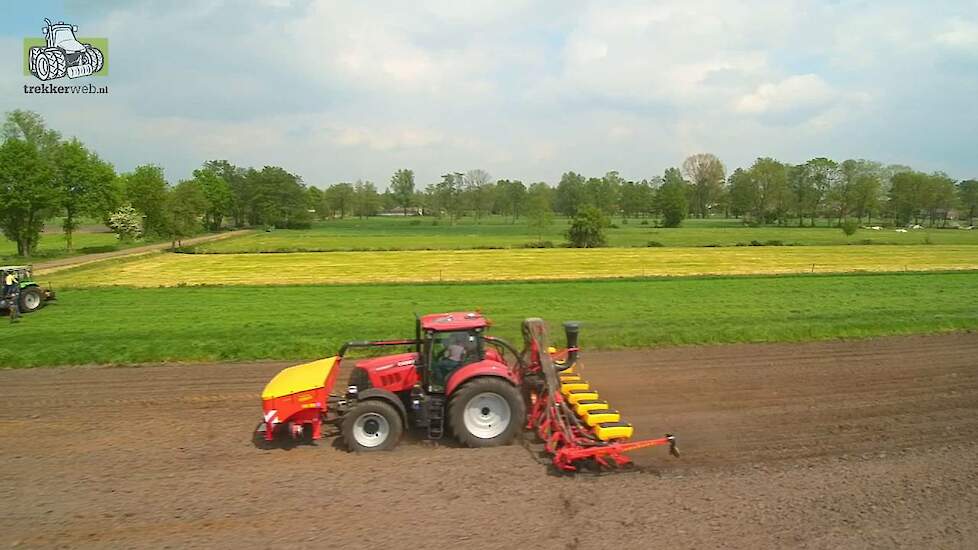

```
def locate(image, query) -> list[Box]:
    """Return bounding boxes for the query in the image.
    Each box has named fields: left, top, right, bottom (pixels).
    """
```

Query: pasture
left=0, top=232, right=127, bottom=263
left=4, top=271, right=977, bottom=368
left=44, top=244, right=978, bottom=287
left=0, top=218, right=163, bottom=264
left=189, top=216, right=978, bottom=253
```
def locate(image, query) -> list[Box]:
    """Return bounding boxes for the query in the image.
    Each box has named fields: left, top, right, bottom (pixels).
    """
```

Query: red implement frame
left=521, top=318, right=678, bottom=472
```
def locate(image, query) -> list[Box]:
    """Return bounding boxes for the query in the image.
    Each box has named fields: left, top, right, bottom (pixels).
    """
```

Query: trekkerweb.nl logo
left=22, top=18, right=109, bottom=94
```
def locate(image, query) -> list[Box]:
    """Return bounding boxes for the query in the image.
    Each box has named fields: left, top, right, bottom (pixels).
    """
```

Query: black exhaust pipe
left=562, top=321, right=581, bottom=369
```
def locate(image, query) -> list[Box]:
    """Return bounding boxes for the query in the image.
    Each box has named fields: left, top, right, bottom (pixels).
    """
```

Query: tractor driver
left=432, top=332, right=467, bottom=391
left=3, top=270, right=20, bottom=323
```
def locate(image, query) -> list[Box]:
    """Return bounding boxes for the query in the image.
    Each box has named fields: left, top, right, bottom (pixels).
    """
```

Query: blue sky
left=2, top=1, right=977, bottom=187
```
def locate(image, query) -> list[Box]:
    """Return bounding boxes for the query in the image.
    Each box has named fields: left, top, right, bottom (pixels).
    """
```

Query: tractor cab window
left=427, top=330, right=483, bottom=391
left=52, top=28, right=76, bottom=46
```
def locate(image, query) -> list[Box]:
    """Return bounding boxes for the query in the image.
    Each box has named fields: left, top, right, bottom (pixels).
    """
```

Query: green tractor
left=1, top=266, right=56, bottom=314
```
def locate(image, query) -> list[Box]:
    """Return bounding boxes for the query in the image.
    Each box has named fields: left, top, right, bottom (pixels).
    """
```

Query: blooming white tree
left=107, top=204, right=143, bottom=242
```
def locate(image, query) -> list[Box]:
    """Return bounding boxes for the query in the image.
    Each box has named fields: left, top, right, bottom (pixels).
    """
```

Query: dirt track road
left=33, top=230, right=252, bottom=274
left=2, top=333, right=976, bottom=549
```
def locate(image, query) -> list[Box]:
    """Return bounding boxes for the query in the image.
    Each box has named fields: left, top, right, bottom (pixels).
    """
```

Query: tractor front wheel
left=19, top=287, right=44, bottom=313
left=341, top=400, right=403, bottom=452
left=39, top=49, right=67, bottom=80
left=84, top=46, right=104, bottom=73
left=449, top=377, right=525, bottom=448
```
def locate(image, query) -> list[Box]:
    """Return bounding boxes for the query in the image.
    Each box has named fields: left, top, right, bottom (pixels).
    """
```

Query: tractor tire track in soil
left=1, top=333, right=977, bottom=549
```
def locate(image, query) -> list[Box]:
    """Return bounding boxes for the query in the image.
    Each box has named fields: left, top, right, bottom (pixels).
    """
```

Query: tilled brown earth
left=1, top=333, right=977, bottom=549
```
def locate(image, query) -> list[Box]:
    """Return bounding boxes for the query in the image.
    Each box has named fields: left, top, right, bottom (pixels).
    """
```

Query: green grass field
left=0, top=230, right=167, bottom=265
left=0, top=232, right=125, bottom=263
left=44, top=245, right=978, bottom=287
left=4, top=271, right=976, bottom=368
left=190, top=217, right=978, bottom=253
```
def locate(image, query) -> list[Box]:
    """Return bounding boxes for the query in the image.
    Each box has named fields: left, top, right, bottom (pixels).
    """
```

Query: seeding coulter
left=256, top=312, right=678, bottom=472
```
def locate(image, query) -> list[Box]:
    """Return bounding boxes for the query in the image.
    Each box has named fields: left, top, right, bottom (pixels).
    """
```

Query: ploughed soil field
left=2, top=333, right=977, bottom=549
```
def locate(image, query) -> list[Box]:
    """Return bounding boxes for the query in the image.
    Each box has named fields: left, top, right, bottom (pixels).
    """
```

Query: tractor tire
left=84, top=45, right=104, bottom=73
left=28, top=47, right=42, bottom=76
left=41, top=49, right=67, bottom=80
left=19, top=287, right=44, bottom=313
left=448, top=377, right=525, bottom=448
left=341, top=400, right=403, bottom=452
left=32, top=49, right=51, bottom=80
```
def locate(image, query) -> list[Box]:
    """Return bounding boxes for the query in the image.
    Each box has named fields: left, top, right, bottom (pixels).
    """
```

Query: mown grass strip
left=46, top=245, right=978, bottom=287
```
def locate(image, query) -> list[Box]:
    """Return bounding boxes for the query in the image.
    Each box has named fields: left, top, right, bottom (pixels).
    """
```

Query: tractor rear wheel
left=341, top=400, right=403, bottom=452
left=19, top=287, right=44, bottom=313
left=42, top=49, right=67, bottom=80
left=448, top=377, right=525, bottom=448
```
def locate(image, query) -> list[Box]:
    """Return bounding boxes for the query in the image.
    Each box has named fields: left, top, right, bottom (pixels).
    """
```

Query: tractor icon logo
left=28, top=19, right=105, bottom=80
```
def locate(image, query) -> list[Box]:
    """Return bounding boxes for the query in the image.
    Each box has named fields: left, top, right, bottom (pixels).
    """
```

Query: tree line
left=3, top=109, right=977, bottom=257
left=312, top=155, right=976, bottom=231
left=0, top=110, right=312, bottom=256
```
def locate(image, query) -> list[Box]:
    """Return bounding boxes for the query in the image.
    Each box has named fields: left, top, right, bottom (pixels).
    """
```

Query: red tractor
left=256, top=312, right=678, bottom=471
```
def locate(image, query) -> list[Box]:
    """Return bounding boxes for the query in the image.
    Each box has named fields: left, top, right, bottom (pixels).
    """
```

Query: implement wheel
left=449, top=377, right=525, bottom=448
left=341, top=400, right=403, bottom=452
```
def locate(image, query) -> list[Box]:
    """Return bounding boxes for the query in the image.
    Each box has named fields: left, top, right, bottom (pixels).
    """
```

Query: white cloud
left=936, top=18, right=978, bottom=52
left=333, top=126, right=445, bottom=151
left=735, top=74, right=837, bottom=116
left=1, top=0, right=975, bottom=186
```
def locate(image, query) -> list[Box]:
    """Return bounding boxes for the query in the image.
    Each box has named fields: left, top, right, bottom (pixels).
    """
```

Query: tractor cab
left=1, top=265, right=31, bottom=282
left=44, top=22, right=85, bottom=52
left=417, top=312, right=495, bottom=391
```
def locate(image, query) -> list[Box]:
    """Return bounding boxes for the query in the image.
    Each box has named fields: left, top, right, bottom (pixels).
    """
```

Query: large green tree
left=889, top=171, right=929, bottom=225
left=390, top=169, right=415, bottom=216
left=655, top=168, right=688, bottom=228
left=554, top=171, right=586, bottom=217
left=682, top=153, right=725, bottom=218
left=958, top=179, right=978, bottom=225
left=0, top=138, right=57, bottom=256
left=192, top=166, right=232, bottom=231
left=566, top=206, right=608, bottom=248
left=54, top=139, right=117, bottom=250
left=463, top=169, right=493, bottom=221
left=793, top=158, right=838, bottom=226
left=353, top=180, right=381, bottom=219
left=203, top=160, right=247, bottom=227
left=325, top=183, right=355, bottom=218
left=832, top=159, right=881, bottom=224
left=525, top=182, right=553, bottom=240
left=307, top=186, right=327, bottom=220
left=727, top=167, right=757, bottom=220
left=620, top=179, right=655, bottom=219
left=495, top=179, right=527, bottom=222
left=122, top=165, right=169, bottom=236
left=851, top=173, right=883, bottom=224
left=750, top=157, right=789, bottom=224
left=247, top=166, right=309, bottom=228
left=2, top=110, right=60, bottom=154
left=926, top=172, right=957, bottom=227
left=162, top=180, right=209, bottom=248
left=584, top=171, right=622, bottom=216
left=434, top=172, right=464, bottom=223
